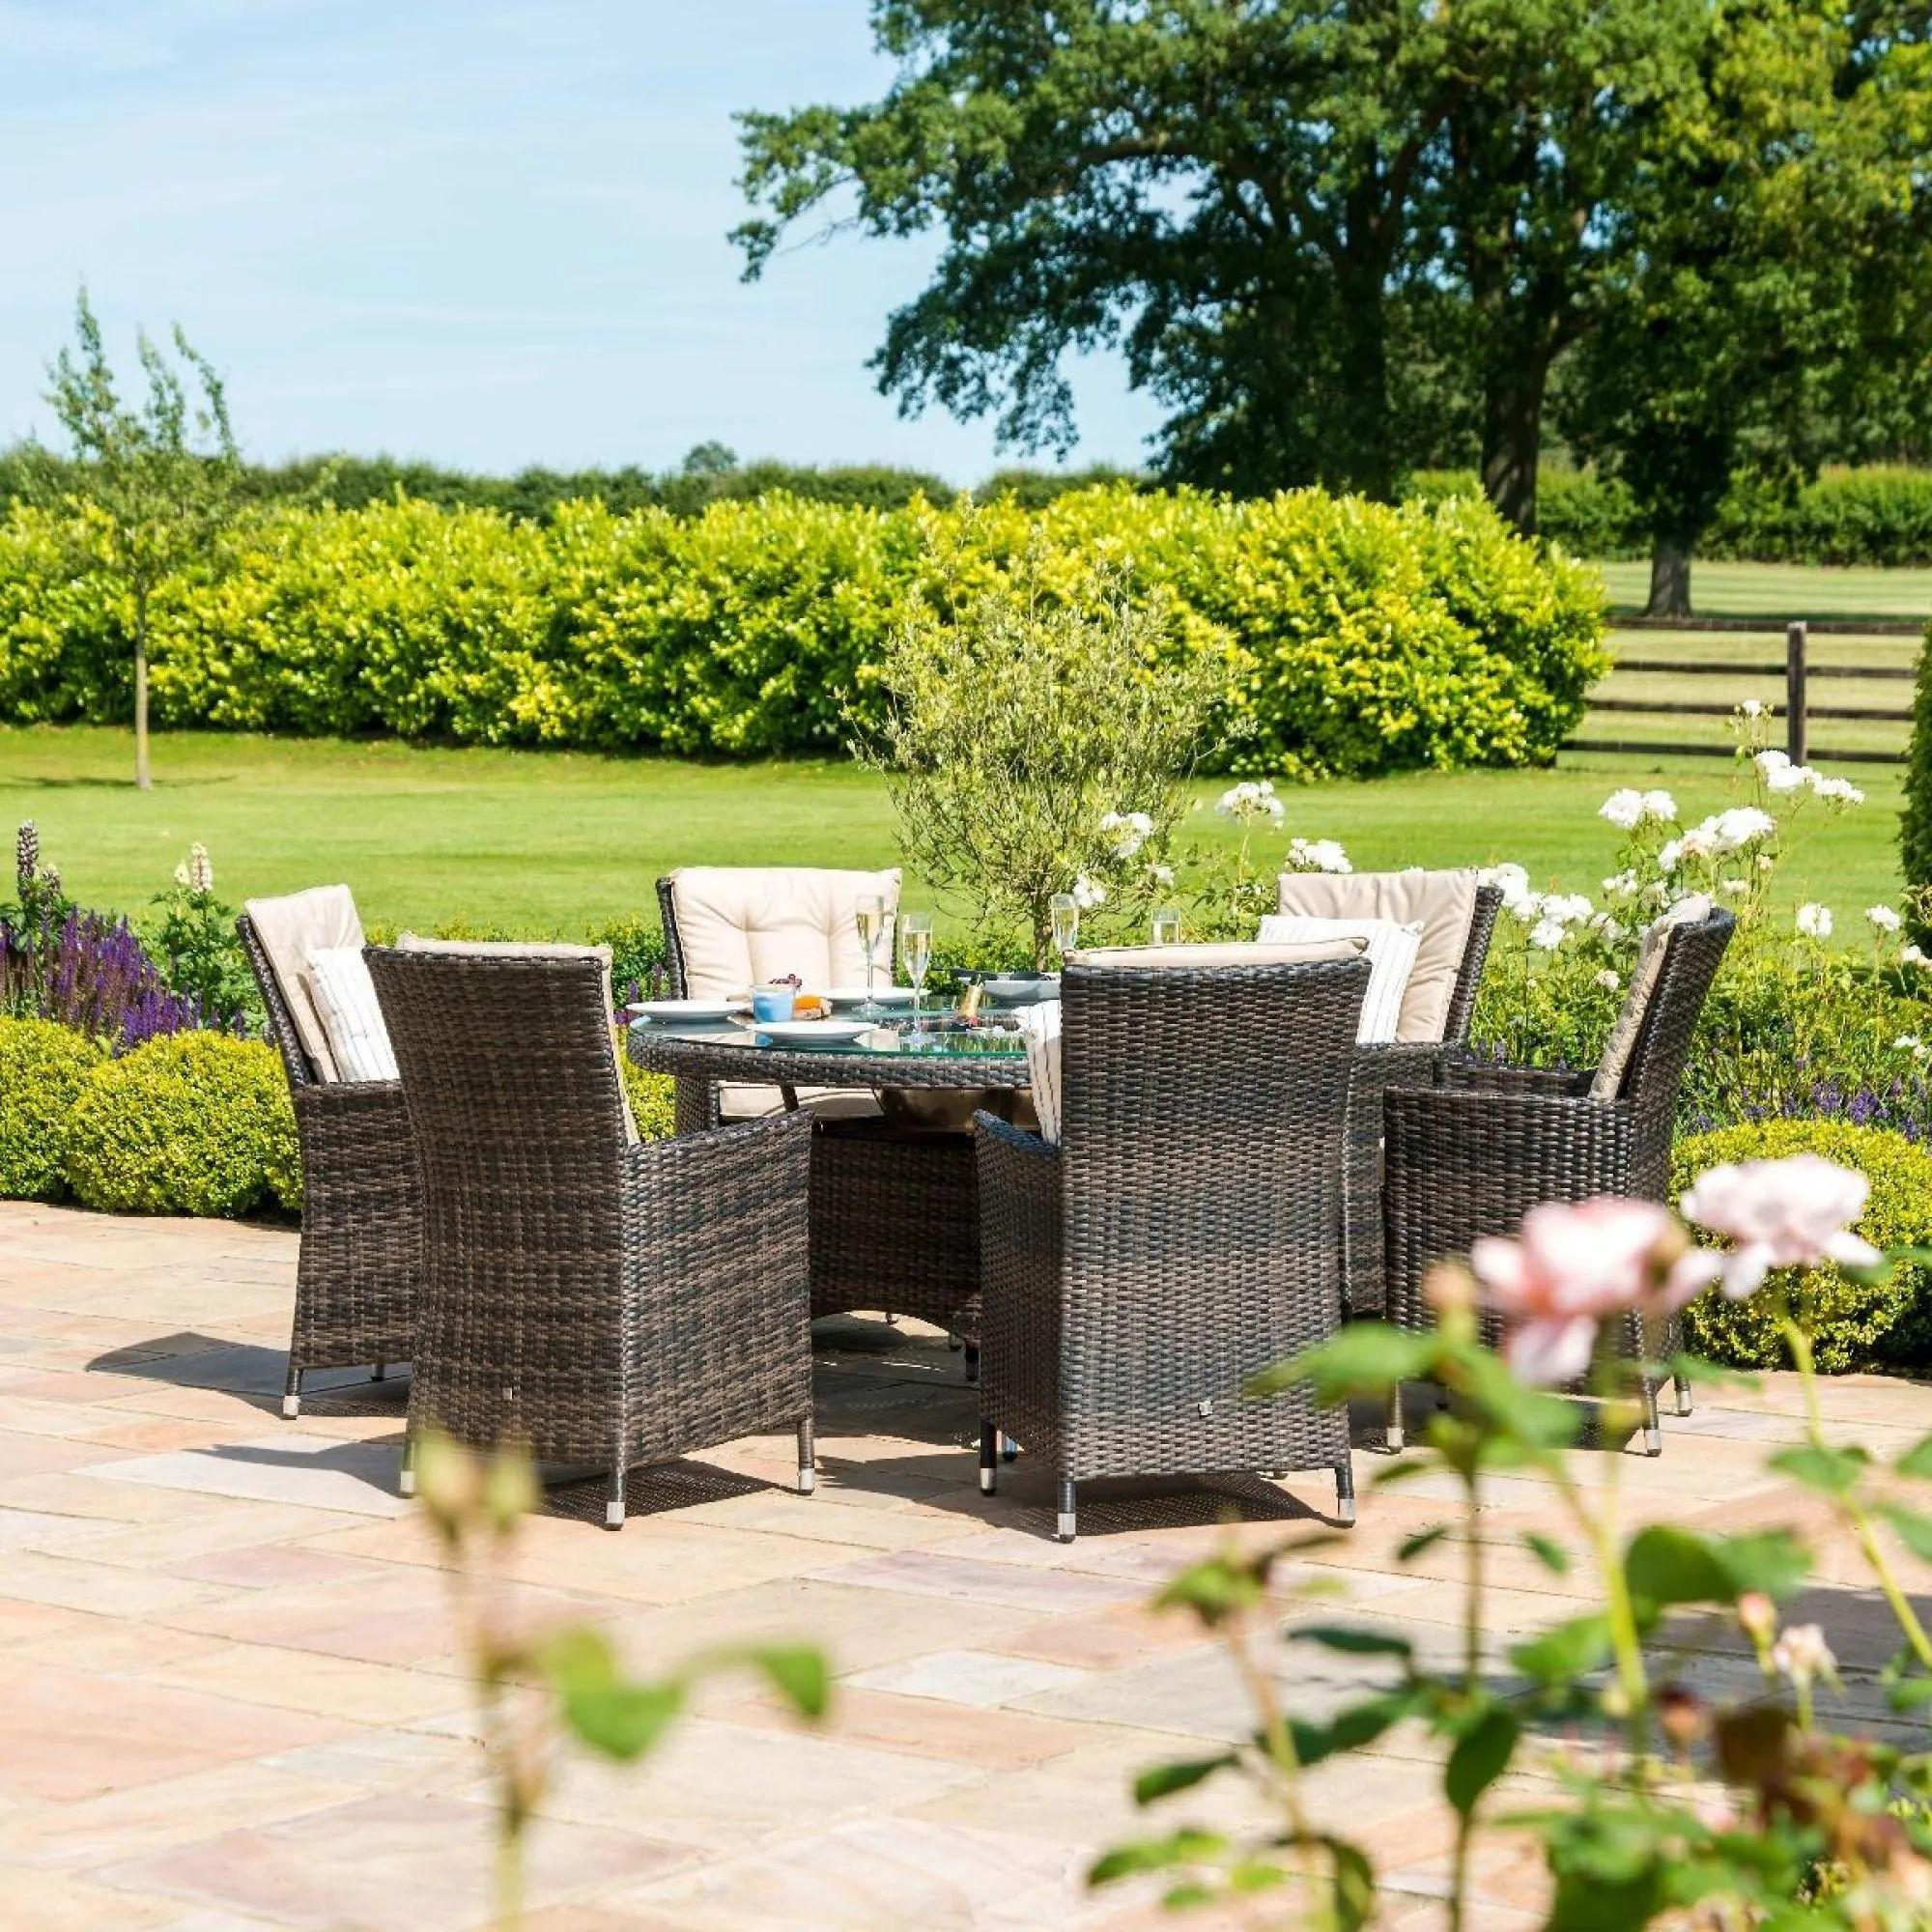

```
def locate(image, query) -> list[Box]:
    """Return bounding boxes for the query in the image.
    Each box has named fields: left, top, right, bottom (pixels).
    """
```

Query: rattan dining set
left=240, top=868, right=1734, bottom=1542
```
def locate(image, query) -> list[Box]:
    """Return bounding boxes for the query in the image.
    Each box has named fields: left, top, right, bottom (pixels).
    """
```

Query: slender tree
left=20, top=290, right=241, bottom=789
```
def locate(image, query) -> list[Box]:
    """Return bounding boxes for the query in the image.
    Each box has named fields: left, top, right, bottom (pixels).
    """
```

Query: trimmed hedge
left=1898, top=618, right=1932, bottom=922
left=0, top=1017, right=106, bottom=1198
left=63, top=1033, right=301, bottom=1218
left=1409, top=465, right=1932, bottom=569
left=0, top=486, right=1605, bottom=780
left=1675, top=1120, right=1932, bottom=1373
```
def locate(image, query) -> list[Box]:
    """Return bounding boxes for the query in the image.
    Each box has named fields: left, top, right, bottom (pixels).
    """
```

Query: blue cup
left=752, top=984, right=796, bottom=1024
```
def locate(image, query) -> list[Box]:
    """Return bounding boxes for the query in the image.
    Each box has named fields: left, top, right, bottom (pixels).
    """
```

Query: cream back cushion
left=1258, top=915, right=1422, bottom=1043
left=1274, top=868, right=1478, bottom=1042
left=1590, top=895, right=1713, bottom=1100
left=394, top=937, right=639, bottom=1143
left=243, top=884, right=364, bottom=1082
left=668, top=867, right=901, bottom=1001
left=1066, top=937, right=1368, bottom=970
left=1012, top=1002, right=1064, bottom=1146
left=302, top=946, right=398, bottom=1083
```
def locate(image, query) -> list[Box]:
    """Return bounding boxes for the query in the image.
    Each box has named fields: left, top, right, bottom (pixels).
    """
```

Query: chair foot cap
left=281, top=1395, right=300, bottom=1420
left=1385, top=1428, right=1404, bottom=1455
left=797, top=1465, right=815, bottom=1495
left=604, top=1500, right=625, bottom=1529
left=1675, top=1391, right=1693, bottom=1418
left=398, top=1468, right=415, bottom=1498
left=1644, top=1426, right=1662, bottom=1457
left=1337, top=1499, right=1357, bottom=1528
left=1055, top=1512, right=1076, bottom=1544
left=1000, top=1435, right=1018, bottom=1463
left=979, top=1468, right=996, bottom=1495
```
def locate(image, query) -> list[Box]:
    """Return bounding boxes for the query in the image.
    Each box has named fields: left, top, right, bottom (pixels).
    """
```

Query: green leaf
left=1286, top=1623, right=1413, bottom=1659
left=1327, top=1839, right=1378, bottom=1932
left=1710, top=1530, right=1812, bottom=1602
left=1767, top=1443, right=1868, bottom=1496
left=1132, top=1754, right=1236, bottom=1805
left=1511, top=1613, right=1612, bottom=1685
left=1226, top=1860, right=1290, bottom=1894
left=1153, top=1554, right=1264, bottom=1627
left=748, top=1645, right=829, bottom=1719
left=558, top=1677, right=686, bottom=1760
left=1399, top=1524, right=1451, bottom=1562
left=1888, top=1676, right=1932, bottom=1714
left=1624, top=1525, right=1734, bottom=1622
left=1457, top=1349, right=1582, bottom=1448
left=1897, top=1435, right=1932, bottom=1481
left=1522, top=1531, right=1572, bottom=1575
left=1287, top=1689, right=1422, bottom=1767
left=1877, top=1502, right=1932, bottom=1562
left=1445, top=1706, right=1520, bottom=1816
left=1088, top=1829, right=1229, bottom=1888
left=1249, top=1323, right=1434, bottom=1401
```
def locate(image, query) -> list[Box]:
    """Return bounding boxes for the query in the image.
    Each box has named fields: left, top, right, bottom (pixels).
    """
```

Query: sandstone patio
left=1, top=1199, right=1927, bottom=1932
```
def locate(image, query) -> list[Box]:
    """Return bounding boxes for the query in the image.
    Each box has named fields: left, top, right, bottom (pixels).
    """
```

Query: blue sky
left=0, top=2, right=1158, bottom=481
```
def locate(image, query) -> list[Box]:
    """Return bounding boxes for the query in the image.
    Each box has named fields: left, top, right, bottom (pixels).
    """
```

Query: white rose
left=1795, top=902, right=1833, bottom=940
left=1867, top=905, right=1903, bottom=934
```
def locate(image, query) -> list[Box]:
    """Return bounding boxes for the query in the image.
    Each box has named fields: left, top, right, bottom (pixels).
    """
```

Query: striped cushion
left=1012, top=1002, right=1064, bottom=1146
left=1258, top=915, right=1422, bottom=1044
left=301, top=946, right=398, bottom=1083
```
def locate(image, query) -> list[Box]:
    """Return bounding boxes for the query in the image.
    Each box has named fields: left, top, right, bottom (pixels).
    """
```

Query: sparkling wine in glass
left=901, top=911, right=934, bottom=1031
left=1151, top=906, right=1182, bottom=947
left=1049, top=893, right=1080, bottom=968
left=854, top=894, right=887, bottom=1020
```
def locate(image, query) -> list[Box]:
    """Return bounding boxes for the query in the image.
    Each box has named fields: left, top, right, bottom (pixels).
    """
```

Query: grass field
left=0, top=560, right=1918, bottom=936
left=0, top=724, right=1902, bottom=935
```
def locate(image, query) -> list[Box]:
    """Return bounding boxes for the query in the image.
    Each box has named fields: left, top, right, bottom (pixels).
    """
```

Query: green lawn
left=1597, top=558, right=1932, bottom=620
left=0, top=723, right=1904, bottom=936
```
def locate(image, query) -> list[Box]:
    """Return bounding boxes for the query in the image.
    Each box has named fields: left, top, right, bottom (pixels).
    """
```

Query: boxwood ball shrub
left=1674, top=1120, right=1932, bottom=1373
left=618, top=1054, right=677, bottom=1142
left=0, top=485, right=1606, bottom=780
left=0, top=1016, right=106, bottom=1199
left=63, top=1033, right=300, bottom=1218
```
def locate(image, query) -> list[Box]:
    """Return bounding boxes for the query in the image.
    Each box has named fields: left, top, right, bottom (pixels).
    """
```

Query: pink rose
left=1470, top=1197, right=1719, bottom=1385
left=1678, top=1154, right=1880, bottom=1299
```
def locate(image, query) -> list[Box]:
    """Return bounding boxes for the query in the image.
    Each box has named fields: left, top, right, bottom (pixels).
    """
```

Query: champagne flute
left=1049, top=893, right=1080, bottom=969
left=901, top=911, right=934, bottom=1032
left=854, top=894, right=887, bottom=1020
left=1151, top=906, right=1182, bottom=947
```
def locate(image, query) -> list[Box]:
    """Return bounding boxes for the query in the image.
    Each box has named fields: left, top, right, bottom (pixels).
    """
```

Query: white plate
left=753, top=1019, right=874, bottom=1042
left=628, top=999, right=738, bottom=1022
left=819, top=984, right=918, bottom=1006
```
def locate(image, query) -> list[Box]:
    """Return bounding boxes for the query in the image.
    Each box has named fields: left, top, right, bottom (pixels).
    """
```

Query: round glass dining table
left=624, top=1011, right=1033, bottom=1096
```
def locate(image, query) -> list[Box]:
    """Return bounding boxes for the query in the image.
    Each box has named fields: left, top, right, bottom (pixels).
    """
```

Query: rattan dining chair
left=239, top=895, right=418, bottom=1418
left=975, top=952, right=1370, bottom=1542
left=656, top=869, right=988, bottom=1350
left=1380, top=904, right=1736, bottom=1454
left=365, top=942, right=815, bottom=1528
left=1320, top=881, right=1503, bottom=1320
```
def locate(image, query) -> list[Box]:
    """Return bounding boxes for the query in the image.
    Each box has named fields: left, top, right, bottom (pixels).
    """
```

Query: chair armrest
left=975, top=1110, right=1061, bottom=1314
left=1437, top=1057, right=1594, bottom=1098
left=627, top=1108, right=812, bottom=1271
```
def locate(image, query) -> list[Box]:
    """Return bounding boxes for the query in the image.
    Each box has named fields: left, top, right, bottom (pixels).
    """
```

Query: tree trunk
left=1644, top=539, right=1693, bottom=618
left=1480, top=363, right=1546, bottom=535
left=133, top=639, right=152, bottom=791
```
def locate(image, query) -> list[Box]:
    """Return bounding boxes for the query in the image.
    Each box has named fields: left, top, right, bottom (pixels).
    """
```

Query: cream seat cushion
left=1257, top=915, right=1423, bottom=1044
left=1590, top=895, right=1713, bottom=1100
left=394, top=937, right=639, bottom=1143
left=1274, top=868, right=1478, bottom=1043
left=667, top=867, right=902, bottom=1123
left=243, top=884, right=364, bottom=1082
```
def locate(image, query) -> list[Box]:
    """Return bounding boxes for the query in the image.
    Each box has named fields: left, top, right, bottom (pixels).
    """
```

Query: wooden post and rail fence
left=1568, top=613, right=1924, bottom=764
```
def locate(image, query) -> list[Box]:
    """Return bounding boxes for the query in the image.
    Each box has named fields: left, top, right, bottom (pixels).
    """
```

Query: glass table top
left=627, top=1012, right=1031, bottom=1062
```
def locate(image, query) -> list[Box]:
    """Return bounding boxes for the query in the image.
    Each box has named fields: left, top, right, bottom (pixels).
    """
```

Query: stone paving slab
left=0, top=1200, right=1928, bottom=1929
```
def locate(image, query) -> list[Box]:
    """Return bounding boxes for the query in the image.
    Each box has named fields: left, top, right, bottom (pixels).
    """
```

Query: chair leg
left=962, top=1341, right=980, bottom=1386
left=796, top=1417, right=816, bottom=1495
left=1335, top=1458, right=1357, bottom=1528
left=1639, top=1382, right=1662, bottom=1457
left=371, top=1360, right=386, bottom=1383
left=979, top=1421, right=998, bottom=1496
left=282, top=1361, right=301, bottom=1421
left=398, top=1430, right=416, bottom=1499
left=606, top=1459, right=627, bottom=1530
left=1384, top=1382, right=1404, bottom=1454
left=1674, top=1373, right=1693, bottom=1419
left=1056, top=1475, right=1077, bottom=1545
